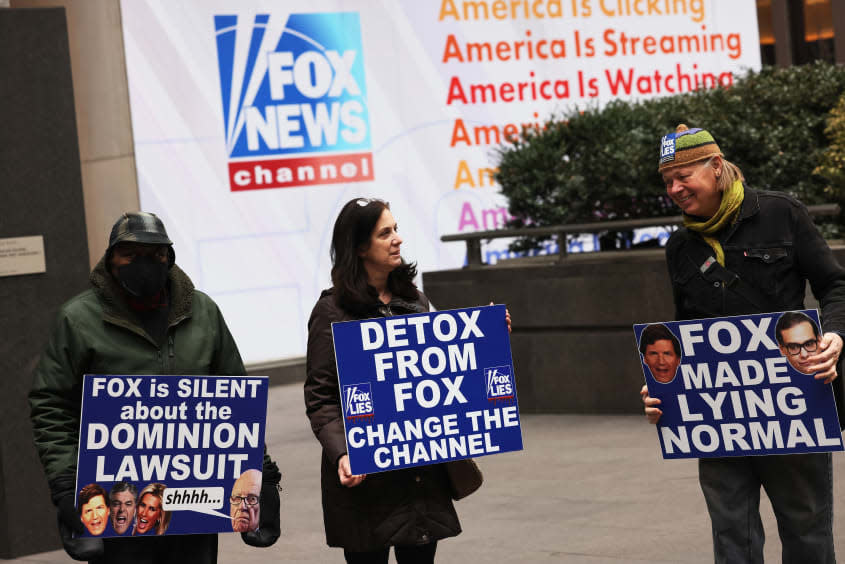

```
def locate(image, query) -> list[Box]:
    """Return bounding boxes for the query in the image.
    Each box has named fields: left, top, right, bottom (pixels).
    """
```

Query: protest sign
left=634, top=311, right=844, bottom=459
left=332, top=304, right=522, bottom=475
left=75, top=374, right=268, bottom=537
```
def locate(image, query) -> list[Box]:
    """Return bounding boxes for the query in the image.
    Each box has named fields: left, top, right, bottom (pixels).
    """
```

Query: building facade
left=757, top=0, right=845, bottom=66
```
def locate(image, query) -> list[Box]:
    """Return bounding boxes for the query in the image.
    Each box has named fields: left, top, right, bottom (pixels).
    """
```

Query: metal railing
left=441, top=204, right=840, bottom=267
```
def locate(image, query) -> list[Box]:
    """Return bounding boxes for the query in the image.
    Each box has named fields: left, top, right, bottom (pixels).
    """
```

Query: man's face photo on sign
left=109, top=482, right=136, bottom=535
left=230, top=469, right=261, bottom=533
left=639, top=324, right=682, bottom=384
left=78, top=484, right=108, bottom=536
left=776, top=311, right=822, bottom=375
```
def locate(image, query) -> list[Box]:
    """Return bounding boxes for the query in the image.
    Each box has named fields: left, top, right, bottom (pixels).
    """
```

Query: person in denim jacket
left=641, top=125, right=845, bottom=564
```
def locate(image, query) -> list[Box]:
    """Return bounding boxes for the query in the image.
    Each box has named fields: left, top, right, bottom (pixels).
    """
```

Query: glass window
left=757, top=0, right=776, bottom=65
left=805, top=0, right=833, bottom=42
left=804, top=0, right=834, bottom=63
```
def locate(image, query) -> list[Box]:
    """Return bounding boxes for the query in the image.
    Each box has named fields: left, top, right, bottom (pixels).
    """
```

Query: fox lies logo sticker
left=343, top=383, right=374, bottom=422
left=485, top=366, right=514, bottom=402
left=659, top=133, right=676, bottom=164
left=214, top=13, right=373, bottom=191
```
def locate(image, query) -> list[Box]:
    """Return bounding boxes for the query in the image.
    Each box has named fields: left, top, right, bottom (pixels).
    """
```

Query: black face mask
left=116, top=255, right=169, bottom=298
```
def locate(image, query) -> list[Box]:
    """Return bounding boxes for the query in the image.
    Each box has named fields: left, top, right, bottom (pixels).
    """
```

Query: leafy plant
left=495, top=61, right=845, bottom=250
left=815, top=92, right=845, bottom=234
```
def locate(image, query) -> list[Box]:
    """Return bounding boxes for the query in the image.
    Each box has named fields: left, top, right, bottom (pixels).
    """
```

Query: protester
left=29, top=211, right=281, bottom=563
left=305, top=198, right=510, bottom=563
left=304, top=198, right=456, bottom=563
left=641, top=124, right=845, bottom=563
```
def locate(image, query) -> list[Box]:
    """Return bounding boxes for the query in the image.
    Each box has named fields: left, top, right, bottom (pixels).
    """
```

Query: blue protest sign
left=332, top=304, right=522, bottom=475
left=75, top=374, right=268, bottom=537
left=634, top=311, right=843, bottom=459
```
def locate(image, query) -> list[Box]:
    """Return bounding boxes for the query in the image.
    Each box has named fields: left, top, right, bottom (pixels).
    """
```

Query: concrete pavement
left=8, top=383, right=845, bottom=563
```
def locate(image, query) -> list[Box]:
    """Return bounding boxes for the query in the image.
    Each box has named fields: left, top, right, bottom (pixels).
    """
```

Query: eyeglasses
left=230, top=495, right=259, bottom=506
left=783, top=339, right=818, bottom=356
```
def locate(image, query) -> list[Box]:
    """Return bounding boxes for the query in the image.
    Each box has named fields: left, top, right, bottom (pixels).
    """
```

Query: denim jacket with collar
left=666, top=186, right=845, bottom=425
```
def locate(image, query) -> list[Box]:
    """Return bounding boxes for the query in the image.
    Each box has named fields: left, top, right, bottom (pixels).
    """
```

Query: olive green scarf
left=682, top=180, right=744, bottom=266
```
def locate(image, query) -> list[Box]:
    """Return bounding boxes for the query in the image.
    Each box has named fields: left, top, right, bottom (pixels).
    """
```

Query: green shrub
left=495, top=61, right=845, bottom=249
left=815, top=93, right=845, bottom=230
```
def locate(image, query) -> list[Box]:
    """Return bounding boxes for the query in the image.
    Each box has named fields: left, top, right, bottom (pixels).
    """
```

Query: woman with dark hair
left=328, top=198, right=421, bottom=316
left=305, top=198, right=501, bottom=563
left=641, top=124, right=845, bottom=562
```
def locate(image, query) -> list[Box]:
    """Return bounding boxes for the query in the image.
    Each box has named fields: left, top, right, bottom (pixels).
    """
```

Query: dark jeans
left=92, top=534, right=218, bottom=564
left=344, top=542, right=438, bottom=564
left=698, top=453, right=834, bottom=564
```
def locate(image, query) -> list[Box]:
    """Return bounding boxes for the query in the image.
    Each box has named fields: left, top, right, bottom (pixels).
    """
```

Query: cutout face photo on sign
left=776, top=311, right=821, bottom=375
left=78, top=484, right=108, bottom=536
left=639, top=323, right=682, bottom=384
left=109, top=482, right=137, bottom=535
left=230, top=469, right=261, bottom=533
left=134, top=483, right=170, bottom=536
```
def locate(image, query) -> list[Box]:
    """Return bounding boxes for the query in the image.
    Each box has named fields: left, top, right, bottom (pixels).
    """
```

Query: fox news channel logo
left=214, top=13, right=374, bottom=191
left=343, top=383, right=374, bottom=421
left=485, top=365, right=514, bottom=401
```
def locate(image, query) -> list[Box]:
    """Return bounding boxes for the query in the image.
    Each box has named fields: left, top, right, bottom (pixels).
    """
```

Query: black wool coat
left=304, top=289, right=461, bottom=551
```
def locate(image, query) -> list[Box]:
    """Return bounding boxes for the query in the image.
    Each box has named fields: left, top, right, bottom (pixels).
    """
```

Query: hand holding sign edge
left=338, top=454, right=366, bottom=487
left=640, top=384, right=662, bottom=424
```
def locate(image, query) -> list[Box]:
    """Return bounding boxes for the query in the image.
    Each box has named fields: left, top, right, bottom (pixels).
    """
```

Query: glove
left=240, top=482, right=280, bottom=547
left=56, top=508, right=104, bottom=561
left=241, top=460, right=281, bottom=548
left=49, top=474, right=104, bottom=561
left=55, top=491, right=84, bottom=535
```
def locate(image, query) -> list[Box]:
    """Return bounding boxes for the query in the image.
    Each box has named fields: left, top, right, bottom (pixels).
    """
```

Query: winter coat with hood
left=29, top=256, right=252, bottom=484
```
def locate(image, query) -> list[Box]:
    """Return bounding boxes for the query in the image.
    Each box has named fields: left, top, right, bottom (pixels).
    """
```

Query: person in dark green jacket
left=29, top=212, right=281, bottom=563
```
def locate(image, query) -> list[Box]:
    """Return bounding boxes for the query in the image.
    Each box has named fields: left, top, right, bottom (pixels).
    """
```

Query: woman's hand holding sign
left=338, top=454, right=366, bottom=488
left=488, top=302, right=511, bottom=334
left=640, top=385, right=662, bottom=424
